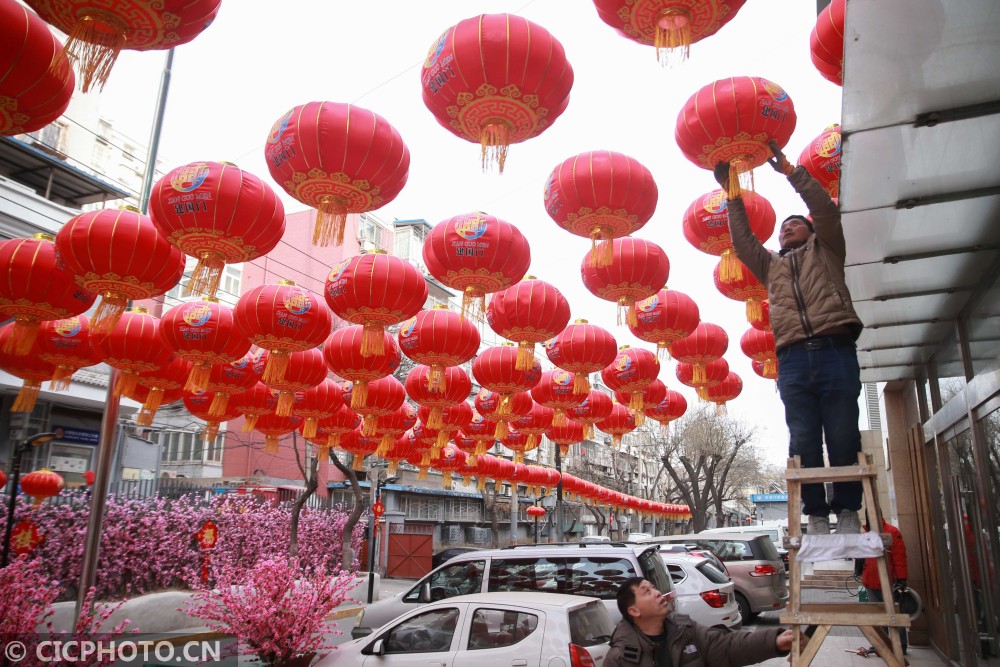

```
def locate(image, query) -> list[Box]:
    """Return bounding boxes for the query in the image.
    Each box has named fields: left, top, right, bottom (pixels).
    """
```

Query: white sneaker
left=807, top=515, right=830, bottom=535
left=836, top=510, right=862, bottom=534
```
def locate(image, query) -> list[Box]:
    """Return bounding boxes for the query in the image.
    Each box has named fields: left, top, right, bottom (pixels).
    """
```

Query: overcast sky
left=84, top=0, right=849, bottom=467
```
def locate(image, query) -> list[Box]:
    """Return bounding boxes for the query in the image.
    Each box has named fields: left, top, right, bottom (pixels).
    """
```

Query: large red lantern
left=0, top=323, right=54, bottom=412
left=682, top=188, right=775, bottom=282
left=0, top=234, right=95, bottom=356
left=798, top=124, right=842, bottom=197
left=704, top=371, right=743, bottom=414
left=645, top=389, right=688, bottom=427
left=0, top=0, right=75, bottom=135
left=294, top=378, right=344, bottom=439
left=614, top=378, right=667, bottom=426
left=751, top=359, right=777, bottom=381
left=434, top=444, right=468, bottom=490
left=323, top=326, right=401, bottom=408
left=160, top=298, right=252, bottom=393
left=234, top=381, right=278, bottom=432
left=582, top=238, right=669, bottom=326
left=669, top=322, right=728, bottom=385
left=24, top=0, right=220, bottom=92
left=675, top=76, right=797, bottom=198
left=398, top=305, right=479, bottom=391
left=264, top=347, right=327, bottom=416
left=475, top=388, right=532, bottom=440
left=418, top=401, right=472, bottom=450
left=345, top=375, right=406, bottom=437
left=628, top=289, right=700, bottom=357
left=339, top=428, right=381, bottom=471
left=473, top=344, right=542, bottom=413
left=184, top=391, right=243, bottom=443
left=149, top=161, right=285, bottom=296
left=314, top=404, right=362, bottom=453
left=512, top=403, right=555, bottom=451
left=740, top=327, right=777, bottom=379
left=19, top=468, right=63, bottom=506
left=405, top=365, right=472, bottom=430
left=325, top=251, right=427, bottom=356
left=124, top=384, right=185, bottom=423
left=135, top=354, right=192, bottom=425
left=750, top=299, right=771, bottom=332
left=420, top=13, right=573, bottom=173
left=91, top=307, right=172, bottom=397
left=36, top=315, right=99, bottom=390
left=204, top=351, right=260, bottom=419
left=592, top=0, right=747, bottom=64
left=601, top=346, right=661, bottom=412
left=810, top=0, right=845, bottom=86
left=547, top=418, right=585, bottom=457
left=713, top=258, right=767, bottom=324
left=567, top=389, right=614, bottom=439
left=676, top=358, right=730, bottom=400
left=254, top=412, right=302, bottom=455
left=422, top=212, right=531, bottom=315
left=545, top=319, right=618, bottom=394
left=459, top=411, right=498, bottom=464
left=531, top=369, right=586, bottom=427
left=597, top=403, right=637, bottom=448
left=544, top=151, right=657, bottom=267
left=54, top=207, right=185, bottom=335
left=499, top=428, right=538, bottom=465
left=265, top=102, right=409, bottom=246
left=371, top=402, right=417, bottom=458
left=487, top=277, right=570, bottom=370
left=234, top=280, right=331, bottom=384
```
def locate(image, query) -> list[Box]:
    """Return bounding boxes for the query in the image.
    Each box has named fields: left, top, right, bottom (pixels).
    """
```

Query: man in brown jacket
left=715, top=141, right=865, bottom=536
left=605, top=577, right=792, bottom=667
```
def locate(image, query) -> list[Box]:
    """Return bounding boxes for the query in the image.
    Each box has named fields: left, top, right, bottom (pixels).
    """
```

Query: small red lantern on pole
left=19, top=468, right=63, bottom=506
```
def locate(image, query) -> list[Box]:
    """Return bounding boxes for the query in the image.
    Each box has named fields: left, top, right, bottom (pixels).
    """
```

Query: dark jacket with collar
left=604, top=613, right=787, bottom=667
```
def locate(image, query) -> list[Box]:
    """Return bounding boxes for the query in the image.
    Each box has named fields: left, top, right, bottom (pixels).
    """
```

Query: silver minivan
left=351, top=542, right=673, bottom=638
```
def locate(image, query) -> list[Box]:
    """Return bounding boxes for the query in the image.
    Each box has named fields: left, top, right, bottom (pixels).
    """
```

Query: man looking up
left=715, top=141, right=864, bottom=535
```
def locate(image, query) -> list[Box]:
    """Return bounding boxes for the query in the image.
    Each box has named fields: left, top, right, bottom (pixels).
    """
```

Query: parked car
left=661, top=553, right=742, bottom=630
left=352, top=542, right=674, bottom=638
left=650, top=533, right=788, bottom=622
left=318, top=592, right=614, bottom=666
left=432, top=546, right=482, bottom=570
left=657, top=543, right=729, bottom=576
left=699, top=526, right=791, bottom=571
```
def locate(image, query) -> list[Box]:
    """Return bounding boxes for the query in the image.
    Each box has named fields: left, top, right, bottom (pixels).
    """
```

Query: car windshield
left=569, top=603, right=614, bottom=647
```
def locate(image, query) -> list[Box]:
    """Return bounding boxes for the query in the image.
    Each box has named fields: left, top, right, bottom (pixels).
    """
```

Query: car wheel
left=735, top=593, right=752, bottom=623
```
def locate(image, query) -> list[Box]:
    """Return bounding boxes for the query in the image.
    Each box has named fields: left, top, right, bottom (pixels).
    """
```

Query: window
left=569, top=603, right=614, bottom=647
left=468, top=608, right=538, bottom=650
left=488, top=557, right=636, bottom=599
left=665, top=563, right=687, bottom=585
left=403, top=495, right=444, bottom=520
left=447, top=497, right=482, bottom=521
left=380, top=608, right=459, bottom=654
left=359, top=214, right=389, bottom=250
left=404, top=561, right=485, bottom=603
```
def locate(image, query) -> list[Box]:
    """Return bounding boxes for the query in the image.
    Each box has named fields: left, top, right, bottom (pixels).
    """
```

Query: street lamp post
left=2, top=430, right=61, bottom=568
left=366, top=472, right=397, bottom=604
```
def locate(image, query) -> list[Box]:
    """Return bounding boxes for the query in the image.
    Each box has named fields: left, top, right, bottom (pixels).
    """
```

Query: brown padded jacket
left=605, top=613, right=787, bottom=667
left=726, top=166, right=862, bottom=351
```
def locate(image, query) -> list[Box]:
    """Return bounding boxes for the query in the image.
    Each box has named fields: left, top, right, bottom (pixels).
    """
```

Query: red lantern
left=345, top=375, right=406, bottom=437
left=750, top=299, right=771, bottom=332
left=614, top=378, right=667, bottom=425
left=475, top=388, right=532, bottom=440
left=184, top=391, right=244, bottom=443
left=458, top=411, right=498, bottom=464
left=0, top=0, right=75, bottom=135
left=433, top=444, right=469, bottom=489
left=512, top=402, right=555, bottom=451
left=149, top=161, right=285, bottom=296
left=545, top=319, right=618, bottom=394
left=381, top=433, right=415, bottom=478
left=265, top=102, right=409, bottom=246
left=682, top=189, right=775, bottom=282
left=525, top=505, right=546, bottom=518
left=204, top=351, right=260, bottom=419
left=405, top=365, right=472, bottom=430
left=323, top=326, right=401, bottom=408
left=254, top=412, right=302, bottom=455
left=0, top=234, right=95, bottom=355
left=645, top=389, right=688, bottom=426
left=294, top=378, right=345, bottom=440
left=669, top=322, right=728, bottom=385
left=0, top=323, right=54, bottom=412
left=54, top=208, right=185, bottom=335
left=408, top=422, right=441, bottom=474
left=798, top=124, right=842, bottom=197
left=324, top=251, right=426, bottom=356
left=37, top=315, right=100, bottom=390
left=473, top=344, right=542, bottom=414
left=628, top=289, right=700, bottom=358
left=601, top=346, right=661, bottom=412
left=567, top=389, right=614, bottom=440
left=24, top=0, right=220, bottom=92
left=422, top=212, right=531, bottom=315
left=740, top=328, right=777, bottom=379
left=810, top=0, right=845, bottom=86
left=499, top=428, right=537, bottom=465
left=337, top=427, right=380, bottom=471
left=544, top=151, right=657, bottom=267
left=233, top=382, right=279, bottom=432
left=713, top=258, right=767, bottom=324
left=19, top=468, right=63, bottom=506
left=676, top=358, right=730, bottom=400
left=124, top=384, right=185, bottom=421
left=704, top=371, right=743, bottom=414
left=751, top=359, right=777, bottom=381
left=160, top=298, right=252, bottom=393
left=675, top=76, right=797, bottom=198
left=91, top=307, right=172, bottom=397
left=597, top=403, right=637, bottom=447
left=234, top=280, right=332, bottom=384
left=421, top=13, right=573, bottom=172
left=531, top=369, right=586, bottom=428
left=418, top=401, right=473, bottom=450
left=398, top=305, right=479, bottom=391
left=487, top=277, right=570, bottom=370
left=581, top=238, right=670, bottom=327
left=547, top=418, right=585, bottom=457
left=312, top=403, right=363, bottom=455
left=135, top=354, right=192, bottom=426
left=371, top=402, right=417, bottom=458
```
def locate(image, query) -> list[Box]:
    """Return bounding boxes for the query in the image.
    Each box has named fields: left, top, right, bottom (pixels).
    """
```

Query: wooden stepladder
left=781, top=452, right=909, bottom=667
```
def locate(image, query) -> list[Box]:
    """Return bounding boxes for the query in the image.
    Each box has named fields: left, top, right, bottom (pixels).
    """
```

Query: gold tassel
left=692, top=363, right=707, bottom=385
left=262, top=349, right=290, bottom=384
left=654, top=8, right=692, bottom=65
left=514, top=451, right=524, bottom=465
left=764, top=357, right=778, bottom=378
left=376, top=435, right=393, bottom=458
left=496, top=395, right=512, bottom=416
left=362, top=416, right=378, bottom=437
left=113, top=371, right=138, bottom=398
left=527, top=434, right=539, bottom=450
left=613, top=435, right=622, bottom=448
left=584, top=422, right=594, bottom=440
left=696, top=386, right=710, bottom=401
left=442, top=471, right=452, bottom=490
left=185, top=251, right=225, bottom=297
left=589, top=228, right=614, bottom=269
left=388, top=461, right=398, bottom=477
left=560, top=444, right=569, bottom=457
left=350, top=381, right=369, bottom=408
left=90, top=292, right=128, bottom=336
left=4, top=318, right=40, bottom=356
left=427, top=364, right=446, bottom=392
left=726, top=156, right=754, bottom=200
left=203, top=422, right=220, bottom=441
left=745, top=298, right=763, bottom=325
left=54, top=14, right=126, bottom=93
left=716, top=403, right=728, bottom=417
left=475, top=441, right=487, bottom=460
left=435, top=431, right=450, bottom=449
left=628, top=393, right=644, bottom=413
left=494, top=478, right=502, bottom=492
left=329, top=433, right=342, bottom=449
left=480, top=122, right=511, bottom=174
left=209, top=393, right=230, bottom=418
left=314, top=195, right=349, bottom=247
left=494, top=421, right=509, bottom=440
left=720, top=249, right=744, bottom=283
left=419, top=467, right=429, bottom=481
left=303, top=417, right=319, bottom=439
left=634, top=410, right=646, bottom=427
left=553, top=409, right=567, bottom=427
left=360, top=324, right=385, bottom=357
left=427, top=406, right=444, bottom=429
left=185, top=363, right=212, bottom=394
left=515, top=342, right=535, bottom=370
left=477, top=476, right=486, bottom=491
left=319, top=444, right=331, bottom=462
left=141, top=387, right=165, bottom=421
left=626, top=303, right=639, bottom=328
left=352, top=453, right=364, bottom=471
left=461, top=286, right=485, bottom=321
left=573, top=373, right=590, bottom=395
left=243, top=414, right=259, bottom=432
left=657, top=344, right=671, bottom=361
left=48, top=366, right=74, bottom=391
left=265, top=435, right=279, bottom=454
left=12, top=381, right=42, bottom=412
left=276, top=390, right=295, bottom=417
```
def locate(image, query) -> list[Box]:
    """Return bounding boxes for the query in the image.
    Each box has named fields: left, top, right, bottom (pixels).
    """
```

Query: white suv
left=661, top=553, right=742, bottom=630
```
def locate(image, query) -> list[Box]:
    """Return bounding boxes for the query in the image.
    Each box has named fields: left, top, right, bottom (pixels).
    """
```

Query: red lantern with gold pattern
left=160, top=298, right=252, bottom=393
left=750, top=299, right=771, bottom=332
left=567, top=389, right=614, bottom=440
left=669, top=322, right=728, bottom=385
left=124, top=383, right=185, bottom=420
left=740, top=327, right=777, bottom=379
left=345, top=375, right=406, bottom=437
left=473, top=344, right=542, bottom=415
left=254, top=412, right=302, bottom=455
left=381, top=433, right=415, bottom=478
left=499, top=428, right=537, bottom=465
left=810, top=0, right=845, bottom=86
left=234, top=280, right=331, bottom=384
left=37, top=315, right=100, bottom=390
left=704, top=371, right=743, bottom=414
left=406, top=365, right=472, bottom=430
left=682, top=189, right=775, bottom=282
left=19, top=468, right=63, bottom=506
left=91, top=307, right=172, bottom=397
left=751, top=359, right=777, bottom=381
left=592, top=0, right=747, bottom=64
left=233, top=381, right=278, bottom=432
left=601, top=346, right=661, bottom=413
left=418, top=401, right=473, bottom=451
left=798, top=124, right=842, bottom=197
left=323, top=326, right=401, bottom=408
left=676, top=358, right=730, bottom=400
left=293, top=378, right=344, bottom=440
left=582, top=238, right=669, bottom=327
left=475, top=388, right=532, bottom=440
left=263, top=347, right=326, bottom=416
left=0, top=323, right=54, bottom=412
left=420, top=13, right=573, bottom=173
left=0, top=0, right=75, bottom=135
left=545, top=319, right=617, bottom=395
left=547, top=418, right=585, bottom=457
left=512, top=402, right=554, bottom=451
left=458, top=411, right=497, bottom=464
left=487, top=277, right=570, bottom=370
left=628, top=289, right=700, bottom=357
left=434, top=444, right=468, bottom=489
left=422, top=212, right=531, bottom=316
left=338, top=427, right=380, bottom=471
left=675, top=77, right=797, bottom=198
left=544, top=151, right=657, bottom=267
left=135, top=354, right=192, bottom=426
left=55, top=208, right=185, bottom=335
left=312, top=403, right=362, bottom=455
left=714, top=258, right=767, bottom=324
left=265, top=102, right=409, bottom=246
left=531, top=369, right=586, bottom=427
left=614, top=378, right=667, bottom=425
left=398, top=305, right=479, bottom=391
left=597, top=403, right=637, bottom=448
left=645, top=389, right=688, bottom=427
left=184, top=391, right=243, bottom=443
left=149, top=161, right=285, bottom=296
left=0, top=234, right=95, bottom=355
left=324, top=251, right=426, bottom=356
left=371, top=402, right=417, bottom=458
left=204, top=351, right=260, bottom=419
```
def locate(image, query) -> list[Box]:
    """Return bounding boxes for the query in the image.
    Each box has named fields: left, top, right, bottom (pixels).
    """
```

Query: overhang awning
left=841, top=0, right=1000, bottom=382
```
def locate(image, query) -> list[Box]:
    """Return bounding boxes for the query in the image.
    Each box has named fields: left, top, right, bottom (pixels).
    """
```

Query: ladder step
left=784, top=532, right=892, bottom=549
left=785, top=463, right=878, bottom=483
left=782, top=604, right=911, bottom=628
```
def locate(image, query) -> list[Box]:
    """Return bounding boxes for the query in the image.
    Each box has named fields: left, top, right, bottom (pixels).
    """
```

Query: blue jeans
left=777, top=343, right=863, bottom=516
